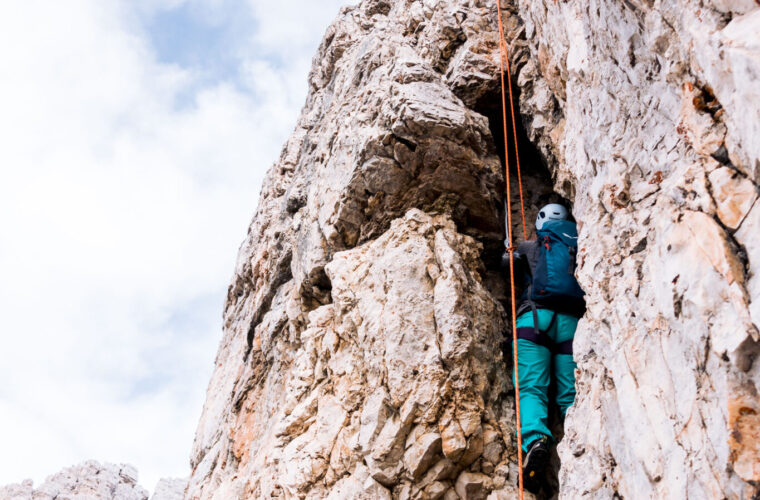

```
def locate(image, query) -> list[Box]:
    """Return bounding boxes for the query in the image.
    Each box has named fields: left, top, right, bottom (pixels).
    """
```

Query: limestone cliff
left=515, top=1, right=760, bottom=498
left=188, top=0, right=760, bottom=499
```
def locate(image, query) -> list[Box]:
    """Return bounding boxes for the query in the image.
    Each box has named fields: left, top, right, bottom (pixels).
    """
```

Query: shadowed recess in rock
left=471, top=72, right=580, bottom=500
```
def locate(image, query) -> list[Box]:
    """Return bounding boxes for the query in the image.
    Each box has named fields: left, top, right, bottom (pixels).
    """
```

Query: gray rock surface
left=184, top=0, right=760, bottom=499
left=0, top=461, right=149, bottom=500
left=187, top=1, right=531, bottom=498
left=150, top=478, right=188, bottom=500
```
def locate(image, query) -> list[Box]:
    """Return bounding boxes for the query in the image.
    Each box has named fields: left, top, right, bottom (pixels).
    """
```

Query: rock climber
left=504, top=202, right=586, bottom=494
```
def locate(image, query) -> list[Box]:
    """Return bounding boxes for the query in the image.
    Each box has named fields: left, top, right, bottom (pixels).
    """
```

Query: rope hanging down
left=495, top=2, right=527, bottom=499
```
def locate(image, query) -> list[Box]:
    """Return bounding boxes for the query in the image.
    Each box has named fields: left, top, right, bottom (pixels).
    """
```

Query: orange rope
left=495, top=2, right=524, bottom=499
left=504, top=37, right=528, bottom=241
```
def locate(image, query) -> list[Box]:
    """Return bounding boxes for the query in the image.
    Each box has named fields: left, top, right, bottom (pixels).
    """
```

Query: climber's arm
left=501, top=241, right=532, bottom=286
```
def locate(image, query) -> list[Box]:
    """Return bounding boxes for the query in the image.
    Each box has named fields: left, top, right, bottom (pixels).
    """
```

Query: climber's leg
left=551, top=313, right=579, bottom=416
left=553, top=353, right=577, bottom=417
left=515, top=339, right=551, bottom=451
left=514, top=310, right=554, bottom=452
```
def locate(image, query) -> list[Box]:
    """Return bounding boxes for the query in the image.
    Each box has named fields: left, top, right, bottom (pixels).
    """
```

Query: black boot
left=522, top=436, right=550, bottom=494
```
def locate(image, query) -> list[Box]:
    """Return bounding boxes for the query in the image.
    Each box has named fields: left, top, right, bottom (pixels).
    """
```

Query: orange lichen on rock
left=231, top=396, right=258, bottom=465
left=728, top=382, right=760, bottom=482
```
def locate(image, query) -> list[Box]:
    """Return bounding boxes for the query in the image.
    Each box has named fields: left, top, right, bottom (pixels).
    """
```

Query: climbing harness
left=495, top=2, right=528, bottom=498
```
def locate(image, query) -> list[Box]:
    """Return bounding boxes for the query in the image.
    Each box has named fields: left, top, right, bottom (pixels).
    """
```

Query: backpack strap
left=568, top=246, right=578, bottom=274
left=527, top=296, right=556, bottom=336
left=528, top=285, right=540, bottom=335
left=525, top=285, right=555, bottom=336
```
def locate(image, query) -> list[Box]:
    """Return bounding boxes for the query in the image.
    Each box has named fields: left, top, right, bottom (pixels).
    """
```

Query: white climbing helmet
left=536, top=203, right=569, bottom=230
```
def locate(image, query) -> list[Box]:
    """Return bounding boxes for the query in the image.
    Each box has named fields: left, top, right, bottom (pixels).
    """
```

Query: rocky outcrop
left=151, top=478, right=189, bottom=500
left=0, top=463, right=187, bottom=500
left=0, top=461, right=149, bottom=500
left=188, top=0, right=759, bottom=499
left=187, top=1, right=530, bottom=499
left=511, top=1, right=760, bottom=498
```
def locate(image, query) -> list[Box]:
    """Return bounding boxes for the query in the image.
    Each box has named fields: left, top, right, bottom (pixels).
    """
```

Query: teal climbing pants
left=512, top=308, right=578, bottom=452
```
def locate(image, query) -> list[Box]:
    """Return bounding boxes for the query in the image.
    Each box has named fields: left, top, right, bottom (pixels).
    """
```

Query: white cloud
left=0, top=0, right=352, bottom=492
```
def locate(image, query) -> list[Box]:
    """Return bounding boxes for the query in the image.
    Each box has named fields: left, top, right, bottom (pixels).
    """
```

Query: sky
left=0, top=0, right=354, bottom=492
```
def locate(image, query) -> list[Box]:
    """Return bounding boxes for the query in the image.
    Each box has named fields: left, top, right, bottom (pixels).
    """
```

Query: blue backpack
left=529, top=219, right=585, bottom=311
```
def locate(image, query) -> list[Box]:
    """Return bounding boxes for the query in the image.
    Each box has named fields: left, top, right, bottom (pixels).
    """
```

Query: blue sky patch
left=146, top=1, right=253, bottom=88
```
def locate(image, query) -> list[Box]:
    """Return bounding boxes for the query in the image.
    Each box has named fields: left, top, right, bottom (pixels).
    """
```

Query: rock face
left=151, top=478, right=189, bottom=500
left=187, top=1, right=525, bottom=498
left=511, top=1, right=760, bottom=498
left=0, top=461, right=149, bottom=500
left=188, top=0, right=759, bottom=499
